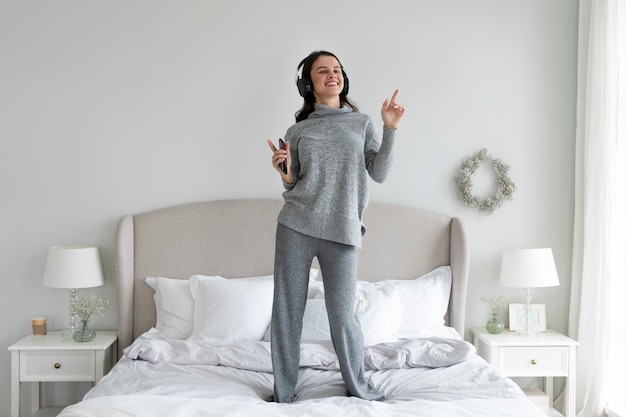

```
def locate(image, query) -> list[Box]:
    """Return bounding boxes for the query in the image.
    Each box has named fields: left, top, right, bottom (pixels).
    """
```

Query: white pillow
left=188, top=274, right=274, bottom=344
left=308, top=279, right=325, bottom=299
left=301, top=299, right=331, bottom=341
left=355, top=281, right=403, bottom=345
left=388, top=265, right=451, bottom=338
left=263, top=280, right=402, bottom=346
left=349, top=265, right=452, bottom=340
left=146, top=269, right=319, bottom=341
left=264, top=298, right=332, bottom=342
left=261, top=267, right=451, bottom=345
left=145, top=277, right=194, bottom=339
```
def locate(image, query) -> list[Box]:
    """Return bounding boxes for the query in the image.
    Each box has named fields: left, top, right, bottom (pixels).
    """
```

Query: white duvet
left=59, top=329, right=546, bottom=417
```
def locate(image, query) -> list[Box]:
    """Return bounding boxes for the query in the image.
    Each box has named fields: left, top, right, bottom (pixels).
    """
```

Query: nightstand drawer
left=499, top=346, right=568, bottom=376
left=20, top=351, right=96, bottom=381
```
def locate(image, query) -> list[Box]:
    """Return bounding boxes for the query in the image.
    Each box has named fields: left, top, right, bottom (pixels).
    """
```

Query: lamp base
left=67, top=288, right=77, bottom=338
left=519, top=287, right=538, bottom=338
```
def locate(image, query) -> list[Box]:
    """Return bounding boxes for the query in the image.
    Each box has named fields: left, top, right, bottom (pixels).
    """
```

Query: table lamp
left=499, top=248, right=559, bottom=337
left=42, top=245, right=104, bottom=338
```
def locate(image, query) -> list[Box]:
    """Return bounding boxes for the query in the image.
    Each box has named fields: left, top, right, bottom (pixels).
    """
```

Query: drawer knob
left=54, top=363, right=61, bottom=369
left=531, top=359, right=537, bottom=365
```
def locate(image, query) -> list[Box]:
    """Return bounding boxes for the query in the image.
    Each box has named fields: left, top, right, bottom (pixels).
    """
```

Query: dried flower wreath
left=455, top=148, right=516, bottom=215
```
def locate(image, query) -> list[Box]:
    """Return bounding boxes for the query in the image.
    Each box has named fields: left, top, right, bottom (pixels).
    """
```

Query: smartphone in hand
left=278, top=138, right=287, bottom=174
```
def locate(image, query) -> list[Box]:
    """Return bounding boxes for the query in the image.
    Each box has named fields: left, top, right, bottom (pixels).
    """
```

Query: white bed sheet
left=58, top=329, right=547, bottom=417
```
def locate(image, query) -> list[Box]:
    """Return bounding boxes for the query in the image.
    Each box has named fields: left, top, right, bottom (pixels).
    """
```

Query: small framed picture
left=508, top=303, right=546, bottom=332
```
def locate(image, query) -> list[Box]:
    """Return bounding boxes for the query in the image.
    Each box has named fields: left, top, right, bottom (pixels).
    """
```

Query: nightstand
left=8, top=331, right=117, bottom=417
left=470, top=328, right=578, bottom=417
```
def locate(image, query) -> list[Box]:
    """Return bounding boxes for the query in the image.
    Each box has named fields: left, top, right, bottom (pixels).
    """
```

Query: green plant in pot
left=72, top=292, right=109, bottom=342
left=481, top=295, right=507, bottom=334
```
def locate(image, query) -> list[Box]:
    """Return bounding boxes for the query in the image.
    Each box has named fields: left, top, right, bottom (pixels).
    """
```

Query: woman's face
left=310, top=55, right=344, bottom=101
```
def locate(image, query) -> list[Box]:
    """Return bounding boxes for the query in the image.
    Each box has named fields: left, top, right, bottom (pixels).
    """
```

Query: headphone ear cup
left=341, top=69, right=349, bottom=96
left=296, top=76, right=313, bottom=97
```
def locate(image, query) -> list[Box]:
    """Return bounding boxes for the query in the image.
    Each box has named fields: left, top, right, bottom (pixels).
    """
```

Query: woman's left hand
left=381, top=89, right=406, bottom=130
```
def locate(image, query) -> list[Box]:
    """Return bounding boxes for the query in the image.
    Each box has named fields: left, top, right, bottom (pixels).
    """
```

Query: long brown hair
left=295, top=50, right=359, bottom=122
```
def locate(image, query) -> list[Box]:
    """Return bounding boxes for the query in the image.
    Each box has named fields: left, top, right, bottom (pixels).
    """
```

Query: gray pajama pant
left=270, top=223, right=385, bottom=403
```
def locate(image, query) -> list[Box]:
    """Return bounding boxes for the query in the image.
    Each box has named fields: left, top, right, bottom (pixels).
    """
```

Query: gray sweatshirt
left=277, top=103, right=396, bottom=248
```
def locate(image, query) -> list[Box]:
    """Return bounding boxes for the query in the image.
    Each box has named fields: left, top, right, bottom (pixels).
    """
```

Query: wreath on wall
left=455, top=148, right=516, bottom=215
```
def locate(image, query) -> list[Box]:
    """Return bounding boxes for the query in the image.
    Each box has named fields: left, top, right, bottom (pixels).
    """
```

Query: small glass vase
left=486, top=313, right=504, bottom=334
left=73, top=320, right=96, bottom=342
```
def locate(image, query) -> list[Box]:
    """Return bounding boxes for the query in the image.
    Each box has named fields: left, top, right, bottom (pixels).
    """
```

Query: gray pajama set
left=271, top=103, right=396, bottom=403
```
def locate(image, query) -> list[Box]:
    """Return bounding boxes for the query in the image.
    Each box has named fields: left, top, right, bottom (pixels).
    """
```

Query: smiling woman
left=266, top=50, right=406, bottom=403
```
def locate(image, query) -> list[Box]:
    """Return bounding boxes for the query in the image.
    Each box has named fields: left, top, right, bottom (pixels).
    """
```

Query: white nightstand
left=8, top=331, right=117, bottom=417
left=470, top=328, right=578, bottom=417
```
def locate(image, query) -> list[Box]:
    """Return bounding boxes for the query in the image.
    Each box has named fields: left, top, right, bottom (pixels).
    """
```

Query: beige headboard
left=115, top=199, right=469, bottom=354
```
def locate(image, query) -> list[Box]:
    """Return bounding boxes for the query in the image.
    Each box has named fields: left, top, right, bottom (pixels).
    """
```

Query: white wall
left=0, top=1, right=578, bottom=414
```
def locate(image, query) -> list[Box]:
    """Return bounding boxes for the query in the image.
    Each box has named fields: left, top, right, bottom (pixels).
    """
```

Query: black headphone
left=295, top=55, right=349, bottom=98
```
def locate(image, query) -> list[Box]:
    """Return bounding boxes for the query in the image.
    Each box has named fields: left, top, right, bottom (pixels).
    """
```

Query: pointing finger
left=390, top=89, right=399, bottom=103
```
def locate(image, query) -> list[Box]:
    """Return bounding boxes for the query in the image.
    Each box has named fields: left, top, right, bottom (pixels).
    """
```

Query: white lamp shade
left=42, top=245, right=104, bottom=289
left=500, top=248, right=560, bottom=288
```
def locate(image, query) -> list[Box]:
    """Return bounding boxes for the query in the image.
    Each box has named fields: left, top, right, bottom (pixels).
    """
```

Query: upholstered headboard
left=115, top=199, right=469, bottom=353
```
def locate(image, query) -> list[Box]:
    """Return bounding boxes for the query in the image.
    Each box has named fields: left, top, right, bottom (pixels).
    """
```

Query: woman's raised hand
left=381, top=89, right=406, bottom=130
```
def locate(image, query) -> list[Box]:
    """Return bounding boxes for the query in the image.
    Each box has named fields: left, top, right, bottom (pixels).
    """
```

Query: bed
left=58, top=199, right=546, bottom=417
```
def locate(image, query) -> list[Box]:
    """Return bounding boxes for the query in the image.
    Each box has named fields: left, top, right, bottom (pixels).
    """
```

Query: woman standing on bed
left=267, top=50, right=405, bottom=403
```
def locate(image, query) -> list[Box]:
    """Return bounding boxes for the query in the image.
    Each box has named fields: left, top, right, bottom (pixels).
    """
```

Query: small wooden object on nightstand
left=8, top=331, right=117, bottom=417
left=470, top=328, right=578, bottom=417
